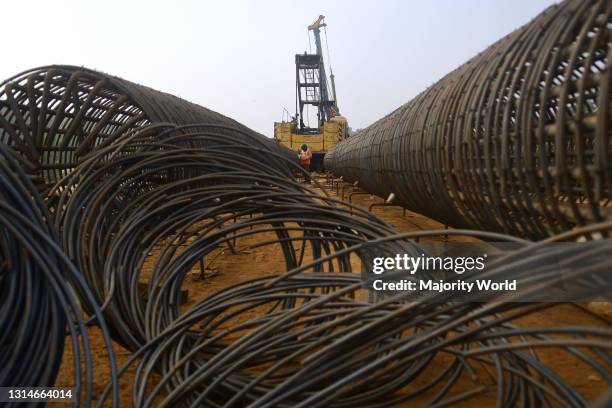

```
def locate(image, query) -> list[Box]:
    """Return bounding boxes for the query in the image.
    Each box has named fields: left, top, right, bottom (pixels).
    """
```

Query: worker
left=299, top=143, right=312, bottom=183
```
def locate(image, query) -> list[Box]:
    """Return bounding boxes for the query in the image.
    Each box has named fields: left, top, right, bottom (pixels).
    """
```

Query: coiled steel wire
left=49, top=123, right=421, bottom=351
left=0, top=143, right=119, bottom=406
left=326, top=0, right=611, bottom=239
left=46, top=124, right=611, bottom=407
left=93, top=224, right=612, bottom=407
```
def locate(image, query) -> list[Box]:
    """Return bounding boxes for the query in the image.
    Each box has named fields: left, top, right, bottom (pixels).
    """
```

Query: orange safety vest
left=299, top=148, right=312, bottom=166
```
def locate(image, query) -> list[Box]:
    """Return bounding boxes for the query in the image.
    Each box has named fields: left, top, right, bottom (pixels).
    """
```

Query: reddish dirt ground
left=55, top=175, right=611, bottom=406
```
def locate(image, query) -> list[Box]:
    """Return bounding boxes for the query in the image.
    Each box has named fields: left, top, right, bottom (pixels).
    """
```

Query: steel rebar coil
left=0, top=143, right=119, bottom=406
left=326, top=0, right=611, bottom=239
left=97, top=223, right=612, bottom=407
left=45, top=123, right=611, bottom=407
left=49, top=123, right=420, bottom=350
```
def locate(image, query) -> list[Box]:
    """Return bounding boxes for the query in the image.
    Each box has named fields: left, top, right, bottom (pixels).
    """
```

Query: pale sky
left=2, top=0, right=558, bottom=136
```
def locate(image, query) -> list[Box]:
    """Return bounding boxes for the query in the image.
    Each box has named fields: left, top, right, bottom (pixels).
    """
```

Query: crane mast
left=295, top=15, right=339, bottom=132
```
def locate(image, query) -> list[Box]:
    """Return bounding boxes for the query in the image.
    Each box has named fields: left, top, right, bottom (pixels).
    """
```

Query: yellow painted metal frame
left=273, top=116, right=348, bottom=153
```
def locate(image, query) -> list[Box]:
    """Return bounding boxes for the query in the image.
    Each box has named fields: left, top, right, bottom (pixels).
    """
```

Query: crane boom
left=307, top=15, right=336, bottom=122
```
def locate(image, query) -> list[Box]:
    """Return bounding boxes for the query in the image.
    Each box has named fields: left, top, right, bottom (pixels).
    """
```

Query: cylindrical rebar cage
left=326, top=0, right=611, bottom=239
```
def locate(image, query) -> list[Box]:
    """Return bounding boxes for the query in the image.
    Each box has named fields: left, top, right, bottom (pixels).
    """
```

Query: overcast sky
left=3, top=0, right=558, bottom=136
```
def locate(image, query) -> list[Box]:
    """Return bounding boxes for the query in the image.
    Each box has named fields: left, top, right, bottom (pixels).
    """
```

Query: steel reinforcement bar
left=325, top=0, right=611, bottom=239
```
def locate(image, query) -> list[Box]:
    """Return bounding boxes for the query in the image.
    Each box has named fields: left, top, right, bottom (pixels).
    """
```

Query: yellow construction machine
left=274, top=15, right=349, bottom=170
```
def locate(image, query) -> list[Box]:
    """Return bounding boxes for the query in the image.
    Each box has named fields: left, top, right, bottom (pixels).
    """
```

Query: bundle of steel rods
left=1, top=64, right=611, bottom=407
left=325, top=0, right=611, bottom=239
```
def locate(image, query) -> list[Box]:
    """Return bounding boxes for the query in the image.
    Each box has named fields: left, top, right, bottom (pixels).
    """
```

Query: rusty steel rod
left=326, top=0, right=611, bottom=239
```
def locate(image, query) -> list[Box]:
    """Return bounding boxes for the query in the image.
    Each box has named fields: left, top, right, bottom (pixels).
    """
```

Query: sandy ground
left=54, top=175, right=611, bottom=406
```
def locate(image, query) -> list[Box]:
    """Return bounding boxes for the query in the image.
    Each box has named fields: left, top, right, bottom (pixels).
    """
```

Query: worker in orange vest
left=299, top=143, right=312, bottom=183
